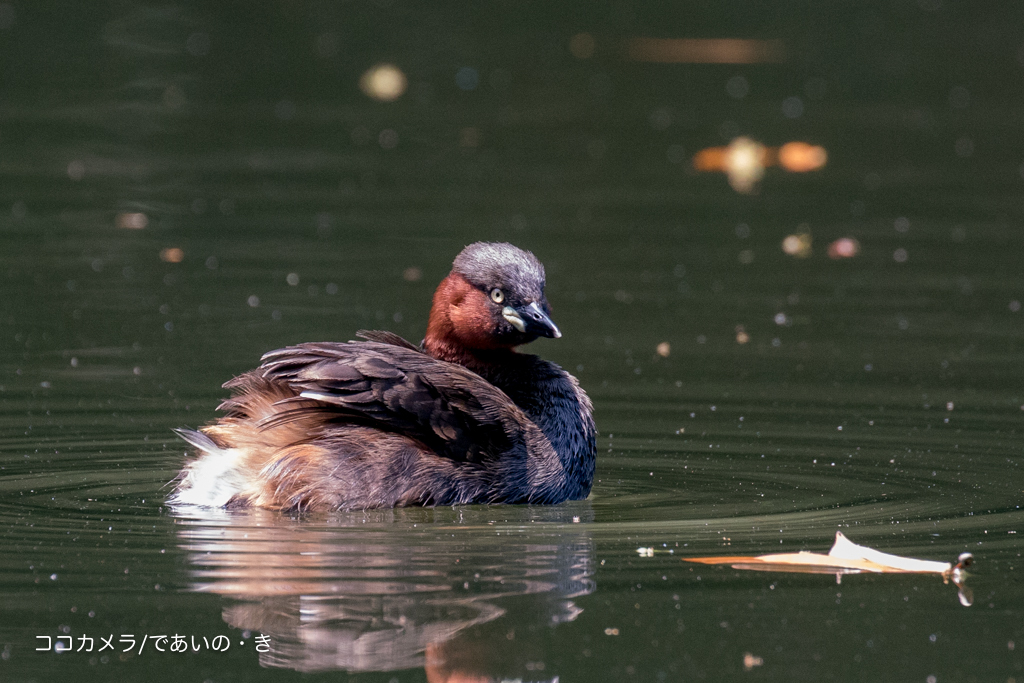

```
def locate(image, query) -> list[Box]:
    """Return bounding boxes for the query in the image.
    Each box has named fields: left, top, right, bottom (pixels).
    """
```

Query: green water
left=2, top=2, right=1023, bottom=681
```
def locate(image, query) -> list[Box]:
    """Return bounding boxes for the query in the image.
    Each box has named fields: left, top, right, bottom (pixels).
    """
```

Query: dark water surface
left=2, top=2, right=1023, bottom=681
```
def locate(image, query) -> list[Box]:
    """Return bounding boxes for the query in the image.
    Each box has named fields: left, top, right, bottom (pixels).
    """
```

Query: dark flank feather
left=354, top=329, right=421, bottom=351
left=259, top=341, right=554, bottom=469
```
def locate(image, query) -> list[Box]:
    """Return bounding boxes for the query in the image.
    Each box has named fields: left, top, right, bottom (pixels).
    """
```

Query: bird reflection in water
left=173, top=504, right=594, bottom=679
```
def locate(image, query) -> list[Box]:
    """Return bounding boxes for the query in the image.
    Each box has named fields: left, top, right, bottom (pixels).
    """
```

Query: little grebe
left=170, top=242, right=596, bottom=511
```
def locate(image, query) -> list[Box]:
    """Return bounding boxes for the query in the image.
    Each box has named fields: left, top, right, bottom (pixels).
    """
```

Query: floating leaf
left=684, top=532, right=973, bottom=605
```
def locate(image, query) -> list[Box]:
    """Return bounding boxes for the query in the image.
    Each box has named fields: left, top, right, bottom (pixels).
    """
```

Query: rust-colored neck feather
left=424, top=273, right=514, bottom=369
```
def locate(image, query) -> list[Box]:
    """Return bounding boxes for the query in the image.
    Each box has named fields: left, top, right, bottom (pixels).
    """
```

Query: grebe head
left=426, top=242, right=560, bottom=356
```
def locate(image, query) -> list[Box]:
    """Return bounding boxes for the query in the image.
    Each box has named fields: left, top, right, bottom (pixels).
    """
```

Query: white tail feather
left=168, top=428, right=247, bottom=507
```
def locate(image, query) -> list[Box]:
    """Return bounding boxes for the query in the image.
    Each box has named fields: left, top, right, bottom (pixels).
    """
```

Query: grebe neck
left=423, top=327, right=516, bottom=376
left=423, top=273, right=516, bottom=373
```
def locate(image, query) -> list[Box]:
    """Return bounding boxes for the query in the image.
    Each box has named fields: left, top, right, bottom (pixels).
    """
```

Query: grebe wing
left=353, top=329, right=420, bottom=351
left=256, top=341, right=551, bottom=465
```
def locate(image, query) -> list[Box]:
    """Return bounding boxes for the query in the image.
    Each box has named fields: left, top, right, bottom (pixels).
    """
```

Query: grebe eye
left=490, top=288, right=504, bottom=303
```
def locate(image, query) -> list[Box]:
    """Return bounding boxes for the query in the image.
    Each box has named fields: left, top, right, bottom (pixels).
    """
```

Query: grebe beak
left=507, top=301, right=561, bottom=339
